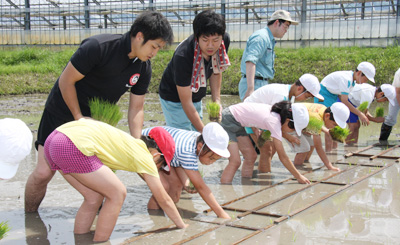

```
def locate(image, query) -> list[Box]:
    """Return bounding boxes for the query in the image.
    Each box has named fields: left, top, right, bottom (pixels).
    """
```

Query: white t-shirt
left=348, top=83, right=376, bottom=108
left=244, top=83, right=291, bottom=104
left=321, top=71, right=355, bottom=95
left=392, top=68, right=400, bottom=88
left=229, top=102, right=282, bottom=141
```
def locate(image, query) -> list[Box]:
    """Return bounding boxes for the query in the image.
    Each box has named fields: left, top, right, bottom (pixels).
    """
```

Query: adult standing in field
left=158, top=10, right=230, bottom=132
left=379, top=68, right=400, bottom=144
left=24, top=11, right=174, bottom=212
left=238, top=9, right=298, bottom=101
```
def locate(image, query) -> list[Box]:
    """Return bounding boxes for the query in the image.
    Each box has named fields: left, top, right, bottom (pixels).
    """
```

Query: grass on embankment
left=0, top=46, right=399, bottom=95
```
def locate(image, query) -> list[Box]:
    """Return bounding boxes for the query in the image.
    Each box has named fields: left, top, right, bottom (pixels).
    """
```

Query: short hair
left=271, top=100, right=293, bottom=125
left=295, top=80, right=302, bottom=86
left=267, top=19, right=285, bottom=26
left=196, top=135, right=212, bottom=155
left=324, top=107, right=335, bottom=121
left=130, top=11, right=173, bottom=45
left=193, top=10, right=226, bottom=40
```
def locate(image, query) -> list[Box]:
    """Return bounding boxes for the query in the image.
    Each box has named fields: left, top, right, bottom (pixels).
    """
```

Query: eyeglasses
left=296, top=89, right=312, bottom=99
left=375, top=95, right=386, bottom=102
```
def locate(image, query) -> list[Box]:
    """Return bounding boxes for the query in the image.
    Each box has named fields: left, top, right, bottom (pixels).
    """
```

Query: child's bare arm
left=273, top=138, right=310, bottom=184
left=313, top=135, right=340, bottom=171
left=185, top=169, right=230, bottom=219
left=143, top=174, right=188, bottom=228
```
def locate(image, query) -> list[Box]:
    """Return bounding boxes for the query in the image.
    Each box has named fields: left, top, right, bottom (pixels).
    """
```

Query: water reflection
left=25, top=212, right=50, bottom=245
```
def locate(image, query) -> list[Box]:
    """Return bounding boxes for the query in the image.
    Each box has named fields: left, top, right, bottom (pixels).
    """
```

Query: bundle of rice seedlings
left=304, top=116, right=324, bottom=135
left=206, top=102, right=221, bottom=122
left=0, top=221, right=10, bottom=240
left=357, top=101, right=369, bottom=113
left=89, top=97, right=123, bottom=126
left=329, top=126, right=350, bottom=143
left=257, top=130, right=272, bottom=148
left=375, top=107, right=384, bottom=117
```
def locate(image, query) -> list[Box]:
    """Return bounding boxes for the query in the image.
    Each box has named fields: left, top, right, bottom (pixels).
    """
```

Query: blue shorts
left=238, top=77, right=268, bottom=101
left=337, top=97, right=358, bottom=123
left=314, top=84, right=338, bottom=107
left=159, top=96, right=202, bottom=131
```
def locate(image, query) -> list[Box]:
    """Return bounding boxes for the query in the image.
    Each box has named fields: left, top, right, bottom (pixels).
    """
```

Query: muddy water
left=0, top=93, right=399, bottom=244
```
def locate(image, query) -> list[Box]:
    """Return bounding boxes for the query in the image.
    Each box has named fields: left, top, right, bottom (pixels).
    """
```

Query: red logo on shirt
left=129, top=73, right=140, bottom=86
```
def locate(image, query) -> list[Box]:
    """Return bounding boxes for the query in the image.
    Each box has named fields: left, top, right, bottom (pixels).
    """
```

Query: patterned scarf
left=190, top=40, right=230, bottom=93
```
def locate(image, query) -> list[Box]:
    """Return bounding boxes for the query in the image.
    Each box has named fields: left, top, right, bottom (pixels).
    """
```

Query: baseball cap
left=148, top=127, right=175, bottom=171
left=270, top=10, right=299, bottom=25
left=381, top=84, right=396, bottom=106
left=357, top=62, right=376, bottom=83
left=299, top=73, right=324, bottom=101
left=292, top=103, right=309, bottom=136
left=0, top=118, right=32, bottom=180
left=330, top=102, right=350, bottom=128
left=202, top=122, right=230, bottom=158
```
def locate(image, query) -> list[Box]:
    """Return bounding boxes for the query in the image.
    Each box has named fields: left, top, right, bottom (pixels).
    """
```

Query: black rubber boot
left=379, top=123, right=393, bottom=145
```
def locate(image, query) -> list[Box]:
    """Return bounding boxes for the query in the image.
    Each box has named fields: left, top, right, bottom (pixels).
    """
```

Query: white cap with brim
left=381, top=84, right=396, bottom=106
left=202, top=122, right=230, bottom=158
left=0, top=118, right=32, bottom=180
left=299, top=73, right=324, bottom=101
left=357, top=62, right=376, bottom=83
left=292, top=103, right=309, bottom=136
left=330, top=102, right=350, bottom=129
left=270, top=10, right=299, bottom=25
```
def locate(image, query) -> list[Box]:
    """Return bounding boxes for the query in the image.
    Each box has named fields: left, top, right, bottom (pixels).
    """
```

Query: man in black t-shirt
left=159, top=10, right=230, bottom=132
left=25, top=11, right=173, bottom=212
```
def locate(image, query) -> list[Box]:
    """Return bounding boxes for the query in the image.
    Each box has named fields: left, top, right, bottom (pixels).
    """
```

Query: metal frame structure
left=1, top=1, right=399, bottom=46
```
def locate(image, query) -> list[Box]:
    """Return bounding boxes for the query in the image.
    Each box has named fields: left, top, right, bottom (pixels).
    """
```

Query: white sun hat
left=330, top=102, right=350, bottom=128
left=357, top=62, right=376, bottom=83
left=0, top=118, right=33, bottom=180
left=299, top=73, right=324, bottom=101
left=202, top=122, right=230, bottom=158
left=270, top=10, right=299, bottom=25
left=292, top=103, right=309, bottom=136
left=381, top=84, right=396, bottom=106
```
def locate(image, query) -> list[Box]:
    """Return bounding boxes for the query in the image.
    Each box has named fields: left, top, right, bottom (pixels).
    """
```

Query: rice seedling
left=375, top=107, right=384, bottom=117
left=304, top=116, right=324, bottom=135
left=89, top=97, right=123, bottom=126
left=0, top=221, right=10, bottom=240
left=257, top=130, right=272, bottom=147
left=206, top=102, right=221, bottom=122
left=357, top=101, right=369, bottom=113
left=329, top=126, right=350, bottom=143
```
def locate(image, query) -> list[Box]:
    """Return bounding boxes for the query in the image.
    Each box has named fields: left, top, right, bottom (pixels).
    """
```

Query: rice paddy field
left=1, top=93, right=400, bottom=244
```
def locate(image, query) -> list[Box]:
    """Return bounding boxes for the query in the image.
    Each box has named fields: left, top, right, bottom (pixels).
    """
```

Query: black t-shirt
left=159, top=33, right=230, bottom=103
left=45, top=32, right=152, bottom=120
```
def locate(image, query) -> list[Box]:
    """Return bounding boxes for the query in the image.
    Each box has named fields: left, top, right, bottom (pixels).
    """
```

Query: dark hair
left=267, top=19, right=286, bottom=26
left=324, top=107, right=335, bottom=121
left=355, top=68, right=366, bottom=78
left=295, top=80, right=302, bottom=86
left=130, top=11, right=173, bottom=45
left=196, top=135, right=212, bottom=155
left=193, top=10, right=226, bottom=40
left=376, top=86, right=382, bottom=93
left=271, top=101, right=293, bottom=125
left=140, top=135, right=165, bottom=165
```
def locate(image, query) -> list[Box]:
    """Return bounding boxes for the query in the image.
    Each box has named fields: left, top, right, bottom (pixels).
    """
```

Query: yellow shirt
left=302, top=103, right=326, bottom=134
left=57, top=118, right=159, bottom=177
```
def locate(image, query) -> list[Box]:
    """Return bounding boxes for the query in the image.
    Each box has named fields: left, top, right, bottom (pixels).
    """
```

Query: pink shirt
left=229, top=102, right=282, bottom=141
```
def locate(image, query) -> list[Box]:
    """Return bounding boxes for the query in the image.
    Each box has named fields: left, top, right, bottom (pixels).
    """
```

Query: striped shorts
left=44, top=130, right=103, bottom=174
